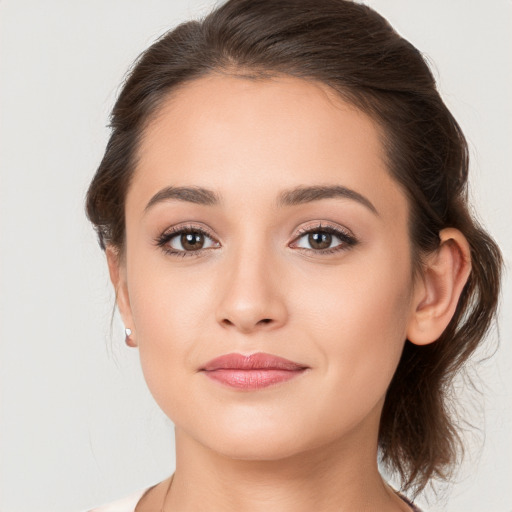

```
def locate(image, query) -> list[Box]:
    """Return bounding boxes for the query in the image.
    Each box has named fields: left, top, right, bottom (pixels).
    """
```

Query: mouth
left=200, top=352, right=309, bottom=390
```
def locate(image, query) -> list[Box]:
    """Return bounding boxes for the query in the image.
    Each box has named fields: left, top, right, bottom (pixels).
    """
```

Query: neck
left=163, top=407, right=409, bottom=512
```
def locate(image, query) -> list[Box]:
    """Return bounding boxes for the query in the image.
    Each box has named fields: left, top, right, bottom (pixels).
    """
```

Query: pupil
left=309, top=232, right=332, bottom=249
left=181, top=232, right=204, bottom=251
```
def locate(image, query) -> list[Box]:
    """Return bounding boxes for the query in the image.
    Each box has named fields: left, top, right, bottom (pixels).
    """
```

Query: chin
left=191, top=419, right=324, bottom=462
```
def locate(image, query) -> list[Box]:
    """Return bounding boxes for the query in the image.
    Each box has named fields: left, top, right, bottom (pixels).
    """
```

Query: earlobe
left=407, top=228, right=472, bottom=346
left=106, top=246, right=137, bottom=346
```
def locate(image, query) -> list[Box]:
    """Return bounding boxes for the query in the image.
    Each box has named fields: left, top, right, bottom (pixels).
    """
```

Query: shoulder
left=83, top=487, right=150, bottom=512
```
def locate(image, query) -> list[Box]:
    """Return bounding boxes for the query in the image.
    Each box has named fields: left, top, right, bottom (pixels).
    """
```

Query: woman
left=84, top=0, right=502, bottom=510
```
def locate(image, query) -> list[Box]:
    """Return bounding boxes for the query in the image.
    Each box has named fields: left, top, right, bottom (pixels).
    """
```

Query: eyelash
left=154, top=222, right=358, bottom=258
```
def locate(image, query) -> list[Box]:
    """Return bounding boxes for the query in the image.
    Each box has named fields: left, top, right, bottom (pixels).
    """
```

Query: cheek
left=294, top=245, right=413, bottom=407
left=126, top=257, right=218, bottom=411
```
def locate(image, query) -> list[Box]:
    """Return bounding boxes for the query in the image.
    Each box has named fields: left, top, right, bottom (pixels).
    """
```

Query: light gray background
left=0, top=1, right=510, bottom=511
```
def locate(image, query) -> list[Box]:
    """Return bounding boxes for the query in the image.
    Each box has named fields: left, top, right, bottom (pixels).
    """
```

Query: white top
left=84, top=487, right=150, bottom=512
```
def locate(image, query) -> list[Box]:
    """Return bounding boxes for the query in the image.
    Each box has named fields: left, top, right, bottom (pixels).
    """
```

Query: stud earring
left=124, top=327, right=136, bottom=347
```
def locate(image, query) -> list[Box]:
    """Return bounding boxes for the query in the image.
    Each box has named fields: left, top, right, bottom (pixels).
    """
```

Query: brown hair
left=86, top=0, right=502, bottom=496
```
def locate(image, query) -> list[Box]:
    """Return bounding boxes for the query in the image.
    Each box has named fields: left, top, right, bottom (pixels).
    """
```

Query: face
left=116, top=74, right=418, bottom=460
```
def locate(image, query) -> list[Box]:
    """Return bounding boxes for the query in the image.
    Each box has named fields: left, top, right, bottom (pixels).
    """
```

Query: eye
left=291, top=223, right=357, bottom=254
left=155, top=222, right=357, bottom=258
left=155, top=225, right=220, bottom=257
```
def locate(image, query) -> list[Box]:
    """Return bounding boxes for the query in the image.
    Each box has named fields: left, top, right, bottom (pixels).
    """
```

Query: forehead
left=130, top=73, right=407, bottom=222
left=139, top=73, right=383, bottom=168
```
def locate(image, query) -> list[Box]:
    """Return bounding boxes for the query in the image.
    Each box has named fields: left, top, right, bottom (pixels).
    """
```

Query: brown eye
left=180, top=232, right=205, bottom=251
left=292, top=224, right=357, bottom=254
left=158, top=227, right=219, bottom=256
left=308, top=232, right=332, bottom=250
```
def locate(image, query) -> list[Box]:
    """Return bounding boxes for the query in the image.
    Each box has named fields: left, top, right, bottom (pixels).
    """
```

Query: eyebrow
left=276, top=184, right=378, bottom=214
left=145, top=186, right=220, bottom=212
left=144, top=184, right=378, bottom=215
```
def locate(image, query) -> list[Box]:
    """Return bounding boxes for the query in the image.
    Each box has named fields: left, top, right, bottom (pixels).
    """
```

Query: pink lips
left=200, top=352, right=308, bottom=390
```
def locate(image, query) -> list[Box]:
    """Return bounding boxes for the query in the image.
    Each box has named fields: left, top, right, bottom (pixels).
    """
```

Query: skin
left=107, top=74, right=471, bottom=511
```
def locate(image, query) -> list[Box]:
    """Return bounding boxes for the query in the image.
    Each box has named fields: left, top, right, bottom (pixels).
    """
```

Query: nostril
left=219, top=317, right=275, bottom=331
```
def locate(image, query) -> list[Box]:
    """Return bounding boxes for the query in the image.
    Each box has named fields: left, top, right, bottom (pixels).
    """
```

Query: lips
left=201, top=352, right=307, bottom=371
left=200, top=352, right=309, bottom=390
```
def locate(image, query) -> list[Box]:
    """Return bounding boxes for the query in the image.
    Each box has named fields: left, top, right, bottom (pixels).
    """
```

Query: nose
left=215, top=245, right=288, bottom=334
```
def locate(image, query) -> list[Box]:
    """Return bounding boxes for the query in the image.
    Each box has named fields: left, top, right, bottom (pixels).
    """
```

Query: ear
left=106, top=246, right=137, bottom=347
left=407, top=228, right=472, bottom=346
